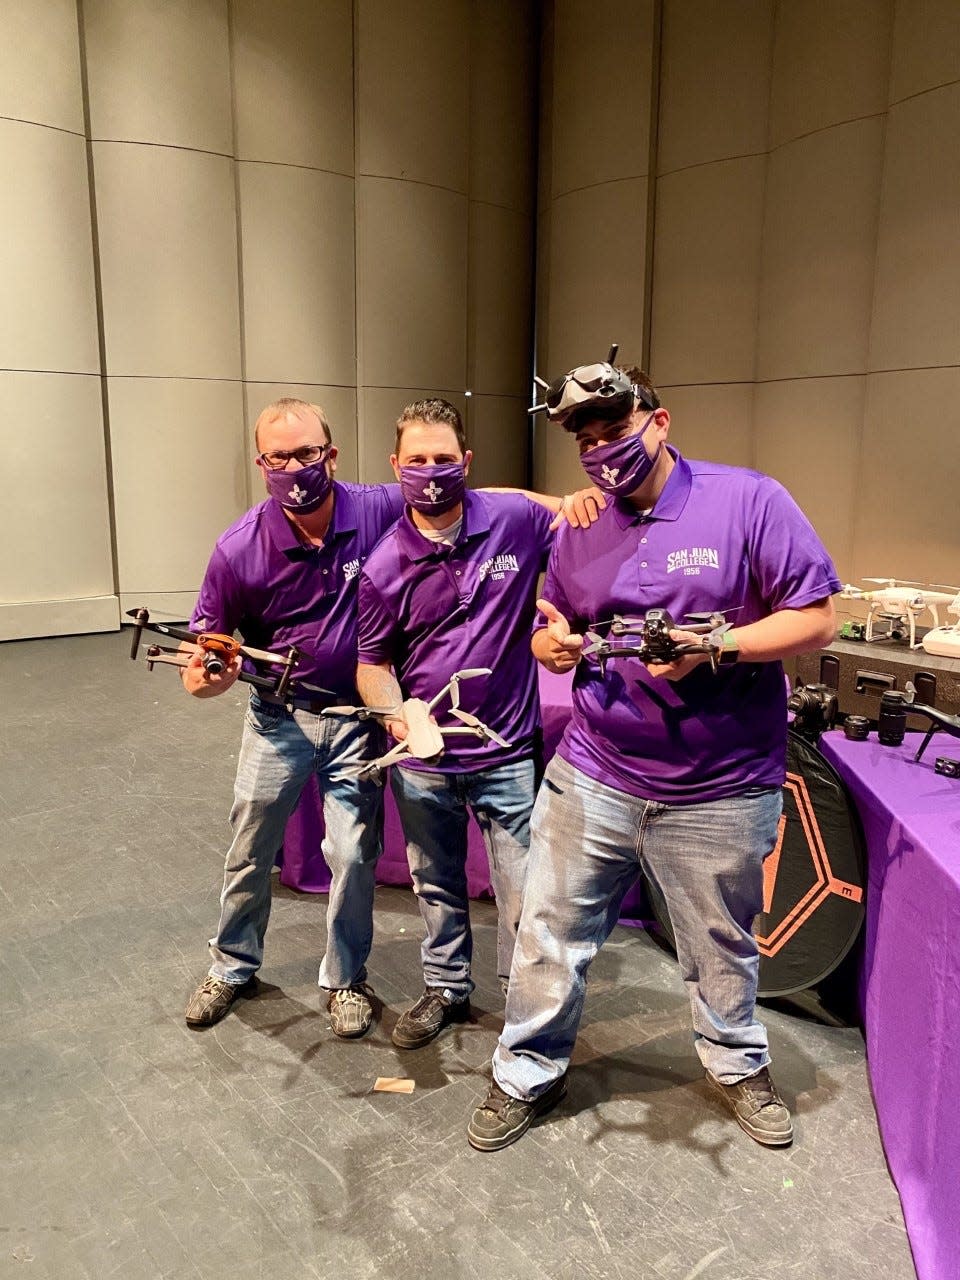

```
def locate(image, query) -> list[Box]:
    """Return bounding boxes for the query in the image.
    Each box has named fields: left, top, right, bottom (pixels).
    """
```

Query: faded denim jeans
left=208, top=692, right=385, bottom=989
left=493, top=754, right=782, bottom=1099
left=390, top=758, right=536, bottom=999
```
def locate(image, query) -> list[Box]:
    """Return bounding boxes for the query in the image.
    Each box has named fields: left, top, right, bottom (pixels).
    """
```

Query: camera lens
left=877, top=691, right=907, bottom=746
left=843, top=715, right=870, bottom=741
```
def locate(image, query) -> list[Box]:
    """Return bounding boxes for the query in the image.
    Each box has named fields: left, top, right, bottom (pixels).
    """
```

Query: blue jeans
left=492, top=754, right=782, bottom=1098
left=208, top=693, right=385, bottom=989
left=390, top=759, right=536, bottom=999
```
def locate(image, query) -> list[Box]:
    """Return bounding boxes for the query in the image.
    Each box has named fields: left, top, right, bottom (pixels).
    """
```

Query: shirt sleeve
left=190, top=545, right=243, bottom=635
left=356, top=567, right=400, bottom=666
left=526, top=495, right=556, bottom=569
left=532, top=531, right=581, bottom=636
left=747, top=477, right=842, bottom=612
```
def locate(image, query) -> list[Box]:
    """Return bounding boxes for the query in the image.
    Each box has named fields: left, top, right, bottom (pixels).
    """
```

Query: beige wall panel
left=109, top=378, right=246, bottom=597
left=0, top=0, right=83, bottom=133
left=356, top=0, right=469, bottom=192
left=357, top=178, right=468, bottom=391
left=537, top=0, right=555, bottom=216
left=854, top=369, right=960, bottom=584
left=753, top=378, right=864, bottom=578
left=469, top=0, right=537, bottom=213
left=889, top=0, right=960, bottom=103
left=358, top=387, right=467, bottom=484
left=656, top=382, right=755, bottom=470
left=547, top=179, right=648, bottom=379
left=243, top=383, right=359, bottom=495
left=535, top=422, right=587, bottom=500
left=768, top=0, right=892, bottom=147
left=232, top=0, right=354, bottom=171
left=0, top=119, right=100, bottom=373
left=650, top=157, right=766, bottom=386
left=551, top=0, right=654, bottom=198
left=468, top=202, right=533, bottom=398
left=239, top=163, right=355, bottom=386
left=658, top=0, right=774, bottom=174
left=0, top=371, right=113, bottom=614
left=0, top=597, right=118, bottom=641
left=464, top=394, right=528, bottom=488
left=868, top=83, right=960, bottom=372
left=94, top=143, right=241, bottom=379
left=756, top=118, right=884, bottom=381
left=83, top=0, right=232, bottom=153
left=535, top=209, right=551, bottom=373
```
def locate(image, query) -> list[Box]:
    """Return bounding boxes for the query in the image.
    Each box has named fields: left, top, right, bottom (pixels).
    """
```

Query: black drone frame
left=582, top=607, right=733, bottom=676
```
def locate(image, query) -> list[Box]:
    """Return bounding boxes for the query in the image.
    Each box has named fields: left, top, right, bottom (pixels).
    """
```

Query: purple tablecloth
left=279, top=666, right=649, bottom=919
left=819, top=730, right=960, bottom=1280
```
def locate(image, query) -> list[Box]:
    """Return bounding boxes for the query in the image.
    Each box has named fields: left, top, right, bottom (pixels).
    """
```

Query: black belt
left=256, top=692, right=337, bottom=714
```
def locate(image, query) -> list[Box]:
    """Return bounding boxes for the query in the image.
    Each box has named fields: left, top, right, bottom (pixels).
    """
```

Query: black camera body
left=787, top=682, right=839, bottom=742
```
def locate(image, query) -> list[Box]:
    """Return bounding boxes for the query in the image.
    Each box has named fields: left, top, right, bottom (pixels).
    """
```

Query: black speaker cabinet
left=787, top=638, right=960, bottom=725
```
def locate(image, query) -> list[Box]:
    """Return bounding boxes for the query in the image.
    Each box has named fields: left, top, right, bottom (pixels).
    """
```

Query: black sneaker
left=706, top=1066, right=794, bottom=1146
left=185, top=975, right=257, bottom=1028
left=467, top=1077, right=567, bottom=1151
left=327, top=984, right=375, bottom=1039
left=391, top=987, right=470, bottom=1049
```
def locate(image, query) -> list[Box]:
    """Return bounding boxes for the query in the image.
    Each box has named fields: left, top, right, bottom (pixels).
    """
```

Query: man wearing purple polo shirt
left=467, top=359, right=840, bottom=1151
left=182, top=398, right=404, bottom=1036
left=355, top=398, right=564, bottom=1049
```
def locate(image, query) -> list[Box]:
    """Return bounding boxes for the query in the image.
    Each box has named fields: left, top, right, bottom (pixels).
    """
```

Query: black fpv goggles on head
left=529, top=343, right=660, bottom=427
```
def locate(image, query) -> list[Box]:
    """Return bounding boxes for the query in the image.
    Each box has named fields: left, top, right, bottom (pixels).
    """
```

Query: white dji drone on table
left=840, top=578, right=960, bottom=651
left=323, top=668, right=511, bottom=773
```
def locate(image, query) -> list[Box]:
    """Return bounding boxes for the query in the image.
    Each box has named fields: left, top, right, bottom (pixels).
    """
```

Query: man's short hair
left=395, top=398, right=466, bottom=454
left=563, top=365, right=660, bottom=435
left=254, top=398, right=333, bottom=450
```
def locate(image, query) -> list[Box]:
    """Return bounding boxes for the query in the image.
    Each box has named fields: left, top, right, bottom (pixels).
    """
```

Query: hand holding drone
left=323, top=668, right=511, bottom=774
left=582, top=608, right=735, bottom=676
left=127, top=607, right=331, bottom=705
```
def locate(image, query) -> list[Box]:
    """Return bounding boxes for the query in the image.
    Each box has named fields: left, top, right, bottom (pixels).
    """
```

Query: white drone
left=840, top=578, right=960, bottom=650
left=921, top=593, right=960, bottom=658
left=323, top=668, right=511, bottom=773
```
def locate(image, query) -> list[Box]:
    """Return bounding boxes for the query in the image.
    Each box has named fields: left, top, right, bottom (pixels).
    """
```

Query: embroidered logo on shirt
left=288, top=483, right=307, bottom=505
left=666, top=547, right=720, bottom=576
left=478, top=553, right=520, bottom=582
left=423, top=481, right=443, bottom=503
left=343, top=558, right=361, bottom=582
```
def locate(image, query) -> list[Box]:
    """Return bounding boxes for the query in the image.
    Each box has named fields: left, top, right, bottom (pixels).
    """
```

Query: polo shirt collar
left=264, top=481, right=357, bottom=555
left=395, top=489, right=490, bottom=563
left=611, top=447, right=691, bottom=529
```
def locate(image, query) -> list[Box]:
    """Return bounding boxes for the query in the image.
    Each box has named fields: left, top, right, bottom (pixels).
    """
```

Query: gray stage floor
left=1, top=631, right=916, bottom=1279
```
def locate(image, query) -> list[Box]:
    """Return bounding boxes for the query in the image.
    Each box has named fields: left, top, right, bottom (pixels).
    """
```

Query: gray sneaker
left=706, top=1066, right=794, bottom=1146
left=185, top=975, right=257, bottom=1028
left=327, top=984, right=375, bottom=1038
left=467, top=1077, right=567, bottom=1151
left=391, top=987, right=470, bottom=1049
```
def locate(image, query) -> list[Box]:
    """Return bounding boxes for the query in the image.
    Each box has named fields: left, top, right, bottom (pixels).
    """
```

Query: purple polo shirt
left=357, top=490, right=554, bottom=771
left=191, top=482, right=404, bottom=697
left=538, top=448, right=841, bottom=803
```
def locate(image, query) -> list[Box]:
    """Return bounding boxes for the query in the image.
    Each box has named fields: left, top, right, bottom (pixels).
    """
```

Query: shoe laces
left=198, top=976, right=227, bottom=996
left=739, top=1068, right=781, bottom=1108
left=332, top=983, right=373, bottom=1010
left=410, top=989, right=450, bottom=1018
left=481, top=1084, right=517, bottom=1118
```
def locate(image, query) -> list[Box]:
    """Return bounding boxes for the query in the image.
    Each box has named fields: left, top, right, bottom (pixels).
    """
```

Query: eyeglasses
left=258, top=444, right=328, bottom=470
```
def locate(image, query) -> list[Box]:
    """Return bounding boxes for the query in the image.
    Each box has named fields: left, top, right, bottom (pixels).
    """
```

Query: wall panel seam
left=355, top=172, right=470, bottom=199
left=237, top=156, right=355, bottom=181
left=0, top=114, right=86, bottom=139
left=89, top=138, right=234, bottom=160
left=551, top=172, right=649, bottom=202
left=889, top=76, right=960, bottom=110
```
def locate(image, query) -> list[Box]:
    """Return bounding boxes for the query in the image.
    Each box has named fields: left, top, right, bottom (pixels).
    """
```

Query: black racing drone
left=582, top=608, right=734, bottom=676
left=126, top=607, right=330, bottom=705
left=902, top=682, right=960, bottom=762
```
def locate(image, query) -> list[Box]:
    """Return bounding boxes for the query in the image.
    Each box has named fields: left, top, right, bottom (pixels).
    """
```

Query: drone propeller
left=862, top=577, right=923, bottom=587
left=323, top=703, right=396, bottom=720
left=449, top=708, right=512, bottom=749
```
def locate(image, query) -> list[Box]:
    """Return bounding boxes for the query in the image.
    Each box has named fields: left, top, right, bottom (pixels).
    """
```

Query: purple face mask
left=263, top=453, right=333, bottom=514
left=579, top=414, right=659, bottom=497
left=399, top=462, right=466, bottom=514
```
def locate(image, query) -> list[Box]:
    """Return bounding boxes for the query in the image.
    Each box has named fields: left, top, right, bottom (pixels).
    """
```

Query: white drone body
left=840, top=578, right=960, bottom=650
left=323, top=667, right=511, bottom=773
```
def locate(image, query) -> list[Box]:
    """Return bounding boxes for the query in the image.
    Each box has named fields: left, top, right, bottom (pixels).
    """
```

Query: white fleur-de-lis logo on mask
left=288, top=483, right=308, bottom=505
left=601, top=465, right=620, bottom=485
left=423, top=481, right=443, bottom=502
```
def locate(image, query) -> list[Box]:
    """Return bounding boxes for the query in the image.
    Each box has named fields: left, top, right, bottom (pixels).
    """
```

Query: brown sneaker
left=467, top=1077, right=567, bottom=1151
left=391, top=988, right=470, bottom=1049
left=185, top=975, right=257, bottom=1028
left=706, top=1066, right=794, bottom=1146
left=327, top=984, right=375, bottom=1038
